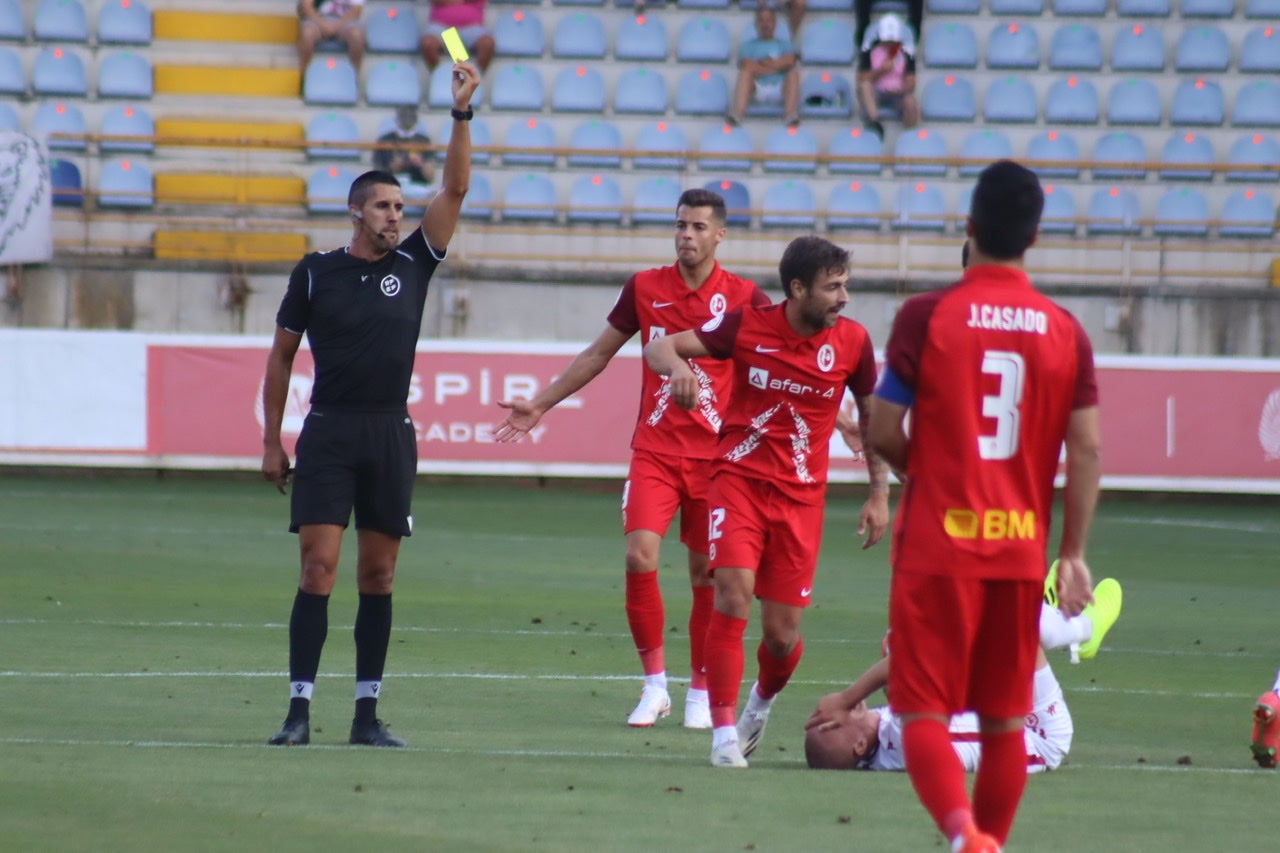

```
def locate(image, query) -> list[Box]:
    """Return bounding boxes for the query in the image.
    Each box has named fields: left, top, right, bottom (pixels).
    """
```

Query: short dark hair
left=779, top=235, right=849, bottom=299
left=348, top=170, right=401, bottom=208
left=969, top=160, right=1043, bottom=261
left=676, top=188, right=727, bottom=224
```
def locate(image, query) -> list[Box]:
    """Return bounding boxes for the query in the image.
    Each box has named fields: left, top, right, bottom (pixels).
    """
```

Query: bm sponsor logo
left=943, top=508, right=1037, bottom=540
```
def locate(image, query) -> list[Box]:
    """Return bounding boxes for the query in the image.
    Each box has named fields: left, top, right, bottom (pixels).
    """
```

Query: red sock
left=625, top=571, right=665, bottom=676
left=704, top=609, right=748, bottom=728
left=755, top=635, right=804, bottom=700
left=902, top=717, right=973, bottom=843
left=687, top=585, right=714, bottom=690
left=973, top=728, right=1028, bottom=845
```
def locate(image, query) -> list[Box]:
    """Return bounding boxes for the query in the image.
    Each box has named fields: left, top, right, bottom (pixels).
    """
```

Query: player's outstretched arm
left=806, top=657, right=891, bottom=731
left=643, top=329, right=711, bottom=411
left=854, top=393, right=892, bottom=549
left=1056, top=405, right=1101, bottom=615
left=421, top=61, right=480, bottom=250
left=261, top=326, right=303, bottom=494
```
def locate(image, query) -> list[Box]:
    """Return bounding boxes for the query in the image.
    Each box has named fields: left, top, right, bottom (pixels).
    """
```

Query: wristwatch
left=451, top=107, right=474, bottom=122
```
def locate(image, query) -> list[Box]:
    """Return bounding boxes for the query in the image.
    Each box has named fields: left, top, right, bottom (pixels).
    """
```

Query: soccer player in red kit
left=494, top=189, right=770, bottom=728
left=867, top=160, right=1101, bottom=853
left=645, top=235, right=891, bottom=768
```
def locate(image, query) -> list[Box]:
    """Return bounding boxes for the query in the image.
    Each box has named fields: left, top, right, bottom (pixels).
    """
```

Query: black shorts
left=290, top=408, right=418, bottom=537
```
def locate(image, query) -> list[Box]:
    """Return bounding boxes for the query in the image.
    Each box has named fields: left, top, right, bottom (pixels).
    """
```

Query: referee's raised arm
left=422, top=61, right=480, bottom=250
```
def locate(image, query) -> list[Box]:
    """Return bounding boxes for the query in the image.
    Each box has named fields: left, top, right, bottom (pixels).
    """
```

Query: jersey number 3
left=978, top=350, right=1025, bottom=461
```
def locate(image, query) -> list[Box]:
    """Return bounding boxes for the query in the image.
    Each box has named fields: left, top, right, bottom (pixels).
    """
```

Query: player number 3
left=978, top=350, right=1025, bottom=462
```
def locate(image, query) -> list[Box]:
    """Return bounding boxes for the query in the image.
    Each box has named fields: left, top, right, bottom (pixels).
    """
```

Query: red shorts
left=887, top=573, right=1041, bottom=719
left=622, top=449, right=713, bottom=552
left=706, top=469, right=825, bottom=608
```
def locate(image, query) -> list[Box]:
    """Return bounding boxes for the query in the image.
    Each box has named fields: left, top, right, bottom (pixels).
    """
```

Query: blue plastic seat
left=1026, top=129, right=1081, bottom=178
left=0, top=101, right=16, bottom=131
left=494, top=10, right=545, bottom=58
left=1107, top=78, right=1161, bottom=125
left=1111, top=24, right=1165, bottom=73
left=99, top=156, right=153, bottom=208
left=699, top=122, right=753, bottom=172
left=1043, top=76, right=1099, bottom=124
left=982, top=76, right=1037, bottom=123
left=1181, top=0, right=1234, bottom=16
left=959, top=129, right=1014, bottom=177
left=799, top=71, right=852, bottom=119
left=1085, top=186, right=1141, bottom=235
left=1053, top=0, right=1106, bottom=11
left=567, top=174, right=623, bottom=224
left=763, top=125, right=819, bottom=173
left=761, top=180, right=817, bottom=228
left=893, top=128, right=948, bottom=177
left=1219, top=189, right=1276, bottom=238
left=632, top=176, right=682, bottom=225
left=365, top=5, right=418, bottom=53
left=634, top=120, right=688, bottom=170
left=33, top=47, right=88, bottom=97
left=502, top=117, right=557, bottom=166
left=928, top=0, right=981, bottom=11
left=826, top=180, right=882, bottom=230
left=553, top=12, right=606, bottom=59
left=567, top=119, right=622, bottom=168
left=1233, top=81, right=1280, bottom=127
left=436, top=115, right=491, bottom=164
left=98, top=51, right=152, bottom=99
left=51, top=158, right=84, bottom=207
left=675, top=69, right=729, bottom=116
left=1117, top=0, right=1171, bottom=13
left=829, top=126, right=883, bottom=175
left=0, top=46, right=22, bottom=95
left=34, top=0, right=88, bottom=42
left=305, top=165, right=356, bottom=214
left=987, top=22, right=1040, bottom=70
left=100, top=103, right=154, bottom=154
left=552, top=65, right=605, bottom=112
left=428, top=63, right=487, bottom=109
left=0, top=0, right=23, bottom=41
left=98, top=0, right=153, bottom=45
left=552, top=0, right=604, bottom=6
left=923, top=22, right=978, bottom=69
left=1049, top=23, right=1102, bottom=71
left=1153, top=187, right=1210, bottom=237
left=892, top=182, right=947, bottom=231
left=366, top=60, right=419, bottom=106
left=613, top=67, right=667, bottom=114
left=615, top=14, right=668, bottom=62
left=1170, top=78, right=1225, bottom=126
left=1093, top=132, right=1147, bottom=180
left=1039, top=183, right=1077, bottom=234
left=1175, top=26, right=1229, bottom=74
left=1160, top=131, right=1215, bottom=180
left=922, top=75, right=976, bottom=122
left=306, top=111, right=360, bottom=160
left=677, top=16, right=731, bottom=63
left=801, top=0, right=854, bottom=8
left=1241, top=27, right=1280, bottom=74
left=32, top=101, right=87, bottom=150
left=503, top=172, right=558, bottom=222
left=1245, top=0, right=1280, bottom=16
left=461, top=173, right=493, bottom=220
left=990, top=0, right=1043, bottom=13
left=679, top=0, right=731, bottom=7
left=801, top=19, right=856, bottom=65
left=1226, top=133, right=1280, bottom=182
left=303, top=57, right=358, bottom=105
left=489, top=64, right=545, bottom=111
left=705, top=178, right=751, bottom=226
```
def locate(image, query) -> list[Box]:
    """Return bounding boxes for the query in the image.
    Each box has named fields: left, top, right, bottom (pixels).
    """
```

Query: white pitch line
left=1108, top=515, right=1278, bottom=535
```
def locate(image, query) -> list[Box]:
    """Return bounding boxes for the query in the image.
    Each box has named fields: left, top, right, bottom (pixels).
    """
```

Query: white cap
left=877, top=14, right=904, bottom=43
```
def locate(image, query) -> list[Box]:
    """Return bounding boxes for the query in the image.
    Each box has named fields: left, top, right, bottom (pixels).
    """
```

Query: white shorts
left=754, top=80, right=784, bottom=104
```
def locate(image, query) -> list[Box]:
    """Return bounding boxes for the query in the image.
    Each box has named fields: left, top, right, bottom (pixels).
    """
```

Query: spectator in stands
left=298, top=0, right=367, bottom=73
left=854, top=0, right=922, bottom=51
left=420, top=0, right=495, bottom=74
left=727, top=5, right=801, bottom=128
left=373, top=105, right=435, bottom=205
left=856, top=13, right=918, bottom=140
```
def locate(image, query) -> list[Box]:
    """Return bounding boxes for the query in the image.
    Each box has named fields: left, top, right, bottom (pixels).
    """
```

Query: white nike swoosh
left=362, top=275, right=369, bottom=281
left=652, top=301, right=674, bottom=308
left=755, top=345, right=780, bottom=353
left=800, top=587, right=812, bottom=597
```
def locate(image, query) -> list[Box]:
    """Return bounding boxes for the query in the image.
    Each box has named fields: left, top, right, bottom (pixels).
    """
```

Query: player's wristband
left=451, top=107, right=474, bottom=122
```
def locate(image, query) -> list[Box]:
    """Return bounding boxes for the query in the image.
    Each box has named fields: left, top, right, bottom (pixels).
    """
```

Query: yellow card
left=441, top=27, right=470, bottom=63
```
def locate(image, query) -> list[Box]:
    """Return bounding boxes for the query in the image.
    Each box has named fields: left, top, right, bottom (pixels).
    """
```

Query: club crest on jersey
left=816, top=344, right=836, bottom=372
left=380, top=274, right=401, bottom=297
left=709, top=293, right=727, bottom=316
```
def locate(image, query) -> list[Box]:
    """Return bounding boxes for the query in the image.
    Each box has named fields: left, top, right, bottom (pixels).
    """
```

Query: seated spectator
left=298, top=0, right=366, bottom=73
left=727, top=5, right=801, bottom=128
left=856, top=13, right=918, bottom=139
left=724, top=0, right=806, bottom=35
left=420, top=0, right=495, bottom=74
left=854, top=0, right=922, bottom=49
left=373, top=105, right=435, bottom=205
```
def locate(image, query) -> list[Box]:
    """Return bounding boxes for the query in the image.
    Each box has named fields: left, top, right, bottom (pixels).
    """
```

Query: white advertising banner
left=0, top=133, right=54, bottom=265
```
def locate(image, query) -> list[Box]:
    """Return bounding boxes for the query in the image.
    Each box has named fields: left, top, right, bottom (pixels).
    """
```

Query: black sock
left=287, top=589, right=329, bottom=719
left=354, top=593, right=393, bottom=722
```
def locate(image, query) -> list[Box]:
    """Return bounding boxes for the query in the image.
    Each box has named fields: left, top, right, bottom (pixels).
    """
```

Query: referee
left=260, top=62, right=481, bottom=747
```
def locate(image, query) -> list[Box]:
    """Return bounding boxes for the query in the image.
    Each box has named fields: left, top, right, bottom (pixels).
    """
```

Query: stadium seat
left=893, top=128, right=947, bottom=176
left=698, top=122, right=753, bottom=172
left=1026, top=129, right=1081, bottom=178
left=494, top=11, right=545, bottom=58
left=1153, top=187, right=1210, bottom=237
left=0, top=101, right=16, bottom=131
left=705, top=178, right=751, bottom=226
left=928, top=0, right=981, bottom=11
left=503, top=172, right=558, bottom=222
left=365, top=6, right=418, bottom=53
left=1226, top=133, right=1280, bottom=182
left=1240, top=27, right=1280, bottom=75
left=959, top=129, right=1014, bottom=177
left=552, top=65, right=606, bottom=112
left=1170, top=78, right=1225, bottom=126
left=615, top=14, right=668, bottom=62
left=33, top=48, right=88, bottom=97
left=306, top=165, right=357, bottom=214
left=489, top=64, right=545, bottom=111
left=428, top=64, right=487, bottom=109
left=97, top=51, right=152, bottom=99
left=613, top=67, right=667, bottom=114
left=1233, top=81, right=1280, bottom=127
left=801, top=19, right=856, bottom=65
left=98, top=0, right=153, bottom=45
left=675, top=69, right=729, bottom=116
left=1107, top=78, right=1162, bottom=125
left=0, top=0, right=23, bottom=41
left=1160, top=131, right=1215, bottom=180
left=829, top=126, right=883, bottom=175
left=990, top=0, right=1043, bottom=13
left=677, top=16, right=731, bottom=63
left=921, top=75, right=976, bottom=122
left=760, top=180, right=817, bottom=228
left=1174, top=26, right=1230, bottom=74
left=553, top=12, right=606, bottom=59
left=799, top=72, right=852, bottom=120
left=1219, top=189, right=1276, bottom=238
left=1116, top=0, right=1171, bottom=13
left=1039, top=183, right=1077, bottom=234
left=366, top=60, right=419, bottom=106
left=34, top=0, right=88, bottom=42
left=0, top=46, right=22, bottom=95
left=826, top=180, right=882, bottom=230
left=502, top=117, right=557, bottom=166
left=1044, top=76, right=1099, bottom=124
left=461, top=172, right=493, bottom=220
left=100, top=104, right=154, bottom=154
left=1049, top=24, right=1102, bottom=71
left=982, top=76, right=1038, bottom=124
left=923, top=22, right=979, bottom=69
left=98, top=156, right=153, bottom=208
left=1245, top=0, right=1280, bottom=16
left=567, top=119, right=622, bottom=169
left=303, top=57, right=358, bottom=106
left=50, top=158, right=83, bottom=207
left=1085, top=186, right=1141, bottom=235
left=631, top=175, right=682, bottom=225
left=436, top=115, right=492, bottom=164
left=763, top=125, right=819, bottom=173
left=32, top=101, right=87, bottom=150
left=987, top=22, right=1040, bottom=70
left=566, top=173, right=623, bottom=224
left=1181, top=0, right=1234, bottom=16
left=1111, top=25, right=1165, bottom=73
left=679, top=0, right=731, bottom=8
left=803, top=0, right=854, bottom=9
left=1052, top=0, right=1106, bottom=12
left=633, top=120, right=688, bottom=170
left=306, top=111, right=360, bottom=160
left=892, top=182, right=947, bottom=231
left=1093, top=132, right=1147, bottom=180
left=552, top=0, right=604, bottom=6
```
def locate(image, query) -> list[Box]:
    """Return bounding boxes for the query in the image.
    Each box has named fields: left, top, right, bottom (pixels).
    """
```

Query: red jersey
left=608, top=263, right=768, bottom=460
left=696, top=303, right=878, bottom=496
left=880, top=265, right=1098, bottom=581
